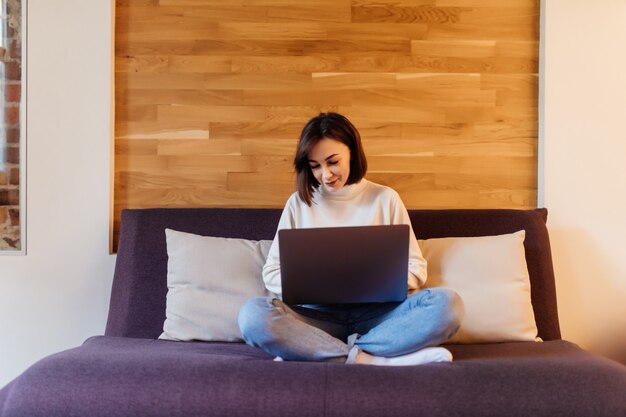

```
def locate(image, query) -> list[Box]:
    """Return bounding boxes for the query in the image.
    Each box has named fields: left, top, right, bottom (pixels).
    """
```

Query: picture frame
left=0, top=0, right=25, bottom=255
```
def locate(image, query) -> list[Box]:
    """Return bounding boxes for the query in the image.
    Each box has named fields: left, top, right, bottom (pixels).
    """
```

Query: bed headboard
left=105, top=208, right=560, bottom=341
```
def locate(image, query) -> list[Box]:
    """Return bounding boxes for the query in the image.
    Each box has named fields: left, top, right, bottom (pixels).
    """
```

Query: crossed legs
left=238, top=288, right=464, bottom=365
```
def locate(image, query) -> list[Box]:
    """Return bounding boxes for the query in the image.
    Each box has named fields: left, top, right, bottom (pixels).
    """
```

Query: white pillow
left=418, top=231, right=540, bottom=344
left=160, top=229, right=272, bottom=342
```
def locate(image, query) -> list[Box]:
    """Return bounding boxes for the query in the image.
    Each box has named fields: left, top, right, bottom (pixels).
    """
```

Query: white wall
left=0, top=1, right=115, bottom=386
left=543, top=0, right=626, bottom=357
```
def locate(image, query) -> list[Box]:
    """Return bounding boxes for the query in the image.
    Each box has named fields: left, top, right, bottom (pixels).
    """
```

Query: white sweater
left=262, top=179, right=427, bottom=297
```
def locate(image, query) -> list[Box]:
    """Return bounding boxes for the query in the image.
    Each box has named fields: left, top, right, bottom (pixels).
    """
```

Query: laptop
left=278, top=225, right=410, bottom=305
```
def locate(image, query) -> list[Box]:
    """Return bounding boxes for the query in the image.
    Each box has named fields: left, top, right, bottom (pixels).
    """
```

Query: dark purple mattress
left=1, top=337, right=624, bottom=417
left=2, top=208, right=625, bottom=417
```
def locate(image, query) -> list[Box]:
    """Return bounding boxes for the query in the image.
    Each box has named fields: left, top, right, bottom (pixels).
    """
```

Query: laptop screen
left=278, top=225, right=409, bottom=305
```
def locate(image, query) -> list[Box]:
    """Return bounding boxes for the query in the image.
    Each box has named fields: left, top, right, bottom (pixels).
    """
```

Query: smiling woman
left=0, top=0, right=24, bottom=254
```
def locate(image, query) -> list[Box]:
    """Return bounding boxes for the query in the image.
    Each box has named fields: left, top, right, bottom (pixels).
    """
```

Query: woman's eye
left=310, top=164, right=320, bottom=170
left=328, top=160, right=338, bottom=165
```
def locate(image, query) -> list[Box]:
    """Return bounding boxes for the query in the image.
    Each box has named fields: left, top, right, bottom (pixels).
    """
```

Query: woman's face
left=308, top=137, right=351, bottom=193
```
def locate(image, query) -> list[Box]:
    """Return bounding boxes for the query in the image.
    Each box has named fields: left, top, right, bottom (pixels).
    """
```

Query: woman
left=238, top=112, right=464, bottom=365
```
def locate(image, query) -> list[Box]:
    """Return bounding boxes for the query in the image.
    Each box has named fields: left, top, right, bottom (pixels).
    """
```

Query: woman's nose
left=322, top=165, right=333, bottom=180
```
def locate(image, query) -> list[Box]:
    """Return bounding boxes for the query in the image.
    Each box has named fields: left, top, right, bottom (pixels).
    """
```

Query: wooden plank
left=444, top=56, right=538, bottom=74
left=116, top=171, right=228, bottom=188
left=339, top=106, right=447, bottom=124
left=432, top=173, right=536, bottom=191
left=117, top=73, right=204, bottom=90
left=478, top=188, right=537, bottom=208
left=218, top=23, right=328, bottom=40
left=209, top=121, right=303, bottom=140
left=227, top=172, right=295, bottom=193
left=250, top=156, right=294, bottom=173
left=311, top=73, right=397, bottom=90
left=116, top=187, right=287, bottom=207
left=336, top=55, right=445, bottom=73
left=496, top=41, right=538, bottom=59
left=167, top=56, right=233, bottom=73
left=115, top=0, right=158, bottom=6
left=362, top=134, right=531, bottom=158
left=395, top=73, right=480, bottom=89
left=400, top=122, right=472, bottom=140
left=411, top=40, right=496, bottom=58
left=203, top=73, right=311, bottom=89
left=117, top=21, right=219, bottom=42
left=159, top=0, right=245, bottom=6
left=156, top=105, right=267, bottom=123
left=428, top=21, right=536, bottom=42
left=115, top=154, right=169, bottom=173
left=116, top=105, right=158, bottom=122
left=115, top=139, right=158, bottom=156
left=118, top=89, right=244, bottom=107
left=166, top=155, right=254, bottom=172
left=116, top=40, right=196, bottom=56
left=367, top=155, right=535, bottom=175
left=157, top=139, right=242, bottom=156
left=242, top=89, right=353, bottom=106
left=193, top=39, right=412, bottom=55
left=353, top=88, right=496, bottom=107
left=352, top=4, right=467, bottom=24
left=231, top=55, right=342, bottom=73
left=116, top=55, right=169, bottom=73
left=264, top=106, right=341, bottom=123
left=243, top=0, right=345, bottom=5
left=118, top=5, right=268, bottom=22
left=266, top=3, right=351, bottom=23
left=116, top=121, right=210, bottom=140
left=472, top=123, right=537, bottom=151
left=325, top=23, right=428, bottom=41
left=445, top=106, right=496, bottom=123
left=241, top=139, right=296, bottom=156
left=435, top=0, right=537, bottom=8
left=481, top=74, right=538, bottom=91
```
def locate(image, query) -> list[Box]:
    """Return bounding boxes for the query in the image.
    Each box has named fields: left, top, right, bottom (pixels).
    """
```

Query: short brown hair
left=294, top=112, right=368, bottom=206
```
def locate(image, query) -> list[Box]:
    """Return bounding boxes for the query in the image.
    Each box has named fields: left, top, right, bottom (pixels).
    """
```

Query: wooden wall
left=113, top=0, right=539, bottom=249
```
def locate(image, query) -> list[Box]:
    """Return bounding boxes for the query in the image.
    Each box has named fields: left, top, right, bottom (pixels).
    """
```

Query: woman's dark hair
left=294, top=112, right=367, bottom=206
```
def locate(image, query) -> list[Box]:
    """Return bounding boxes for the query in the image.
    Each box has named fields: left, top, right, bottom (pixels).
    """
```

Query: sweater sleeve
left=389, top=191, right=428, bottom=290
left=261, top=196, right=296, bottom=298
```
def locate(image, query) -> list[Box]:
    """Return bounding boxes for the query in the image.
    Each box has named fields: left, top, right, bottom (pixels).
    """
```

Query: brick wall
left=0, top=0, right=22, bottom=251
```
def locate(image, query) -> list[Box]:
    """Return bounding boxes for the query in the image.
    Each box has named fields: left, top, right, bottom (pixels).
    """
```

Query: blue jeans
left=238, top=288, right=464, bottom=362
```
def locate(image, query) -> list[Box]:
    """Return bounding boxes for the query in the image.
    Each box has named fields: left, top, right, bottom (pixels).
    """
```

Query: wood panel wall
left=113, top=0, right=539, bottom=249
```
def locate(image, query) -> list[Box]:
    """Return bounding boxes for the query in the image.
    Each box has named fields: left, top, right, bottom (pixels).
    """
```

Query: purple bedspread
left=1, top=337, right=625, bottom=417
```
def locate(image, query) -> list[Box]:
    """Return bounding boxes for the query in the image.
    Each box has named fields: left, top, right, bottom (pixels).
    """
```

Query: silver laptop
left=278, top=225, right=409, bottom=305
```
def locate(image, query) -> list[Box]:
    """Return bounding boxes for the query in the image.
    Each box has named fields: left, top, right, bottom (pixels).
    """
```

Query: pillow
left=160, top=229, right=272, bottom=342
left=418, top=231, right=540, bottom=344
